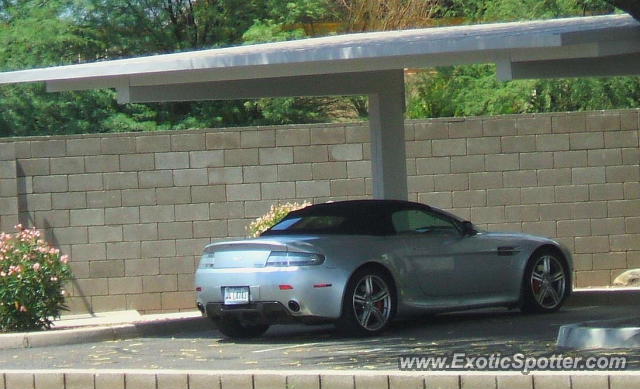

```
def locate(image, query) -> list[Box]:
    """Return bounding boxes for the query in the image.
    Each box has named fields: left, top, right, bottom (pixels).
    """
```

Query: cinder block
left=310, top=127, right=345, bottom=145
left=158, top=221, right=194, bottom=239
left=68, top=174, right=103, bottom=192
left=155, top=152, right=189, bottom=169
left=18, top=193, right=52, bottom=211
left=487, top=188, right=521, bottom=206
left=34, top=209, right=70, bottom=227
left=572, top=167, right=606, bottom=184
left=554, top=150, right=587, bottom=168
left=570, top=375, right=608, bottom=389
left=85, top=155, right=119, bottom=173
left=471, top=206, right=505, bottom=224
left=173, top=168, right=208, bottom=186
left=101, top=137, right=135, bottom=154
left=329, top=144, right=363, bottom=161
left=451, top=155, right=484, bottom=173
left=103, top=172, right=139, bottom=190
left=74, top=278, right=108, bottom=296
left=119, top=154, right=155, bottom=171
left=194, top=220, right=227, bottom=238
left=260, top=147, right=294, bottom=165
left=570, top=132, right=604, bottom=150
left=105, top=207, right=139, bottom=225
left=176, top=238, right=209, bottom=256
left=501, top=135, right=536, bottom=153
left=296, top=180, right=330, bottom=198
left=604, top=130, right=638, bottom=148
left=66, top=137, right=100, bottom=156
left=406, top=140, right=432, bottom=158
left=125, top=373, right=156, bottom=389
left=122, top=223, right=158, bottom=241
left=208, top=167, right=243, bottom=184
left=210, top=202, right=244, bottom=220
left=589, top=183, right=624, bottom=200
left=50, top=156, right=85, bottom=174
left=587, top=149, right=622, bottom=166
left=121, top=188, right=156, bottom=207
left=312, top=162, right=347, bottom=180
left=465, top=137, right=500, bottom=155
left=240, top=130, right=275, bottom=148
left=0, top=142, right=16, bottom=160
left=71, top=243, right=107, bottom=261
left=157, top=373, right=188, bottom=389
left=191, top=185, right=225, bottom=203
left=610, top=375, right=640, bottom=389
left=575, top=236, right=610, bottom=253
left=287, top=375, right=320, bottom=389
left=243, top=166, right=277, bottom=183
left=452, top=190, right=486, bottom=207
left=593, top=252, right=627, bottom=270
left=552, top=113, right=586, bottom=133
left=293, top=145, right=329, bottom=163
left=276, top=128, right=310, bottom=146
left=320, top=375, right=354, bottom=389
left=432, top=139, right=466, bottom=156
left=496, top=375, right=532, bottom=389
left=139, top=170, right=174, bottom=188
left=88, top=225, right=123, bottom=243
left=330, top=179, right=365, bottom=197
left=389, top=375, right=423, bottom=389
left=407, top=175, right=435, bottom=193
left=434, top=174, right=468, bottom=191
left=461, top=375, right=496, bottom=389
left=95, top=373, right=124, bottom=389
left=160, top=257, right=196, bottom=275
left=206, top=132, right=240, bottom=149
left=505, top=205, right=540, bottom=222
left=0, top=160, right=16, bottom=179
left=175, top=203, right=210, bottom=221
left=33, top=175, right=68, bottom=193
left=503, top=170, right=537, bottom=188
left=414, top=121, right=448, bottom=140
left=532, top=375, right=570, bottom=389
left=53, top=226, right=88, bottom=244
left=424, top=375, right=460, bottom=389
left=557, top=219, right=591, bottom=237
left=469, top=172, right=502, bottom=189
left=592, top=217, right=626, bottom=236
left=537, top=169, right=571, bottom=186
left=140, top=205, right=175, bottom=223
left=576, top=270, right=611, bottom=287
left=31, top=140, right=66, bottom=157
left=90, top=260, right=125, bottom=278
left=253, top=374, right=286, bottom=389
left=261, top=182, right=295, bottom=200
left=347, top=160, right=372, bottom=178
left=106, top=241, right=141, bottom=259
left=606, top=165, right=640, bottom=183
left=65, top=372, right=95, bottom=389
left=352, top=375, right=387, bottom=389
left=136, top=134, right=171, bottom=153
left=171, top=133, right=205, bottom=151
left=520, top=152, right=554, bottom=169
left=610, top=234, right=640, bottom=251
left=70, top=209, right=105, bottom=226
left=190, top=150, right=224, bottom=168
left=483, top=118, right=516, bottom=136
left=127, top=293, right=162, bottom=311
left=5, top=373, right=34, bottom=389
left=141, top=240, right=176, bottom=258
left=449, top=119, right=483, bottom=138
left=224, top=149, right=258, bottom=166
left=161, top=290, right=194, bottom=309
left=419, top=192, right=452, bottom=209
left=620, top=110, right=638, bottom=130
left=143, top=274, right=178, bottom=293
left=555, top=185, right=588, bottom=203
left=188, top=373, right=221, bottom=389
left=92, top=295, right=127, bottom=311
left=485, top=154, right=519, bottom=171
left=536, top=134, right=570, bottom=151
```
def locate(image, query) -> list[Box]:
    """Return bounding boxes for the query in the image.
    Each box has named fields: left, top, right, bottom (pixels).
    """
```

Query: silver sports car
left=195, top=200, right=572, bottom=338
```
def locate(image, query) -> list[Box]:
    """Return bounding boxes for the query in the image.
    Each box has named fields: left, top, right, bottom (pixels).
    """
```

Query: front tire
left=336, top=268, right=396, bottom=337
left=521, top=250, right=569, bottom=313
left=212, top=317, right=269, bottom=339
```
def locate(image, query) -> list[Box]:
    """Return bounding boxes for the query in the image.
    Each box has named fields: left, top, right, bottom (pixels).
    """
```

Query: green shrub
left=247, top=202, right=311, bottom=237
left=0, top=225, right=72, bottom=331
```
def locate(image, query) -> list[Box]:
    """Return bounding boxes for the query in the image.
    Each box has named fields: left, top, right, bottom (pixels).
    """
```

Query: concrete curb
left=557, top=323, right=640, bottom=350
left=0, top=315, right=210, bottom=350
left=567, top=287, right=640, bottom=306
left=0, top=369, right=637, bottom=389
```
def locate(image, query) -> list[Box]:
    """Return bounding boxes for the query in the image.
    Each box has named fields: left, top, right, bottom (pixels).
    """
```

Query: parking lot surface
left=2, top=305, right=638, bottom=370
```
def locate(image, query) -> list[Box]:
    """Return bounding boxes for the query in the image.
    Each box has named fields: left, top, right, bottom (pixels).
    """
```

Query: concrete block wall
left=0, top=109, right=638, bottom=314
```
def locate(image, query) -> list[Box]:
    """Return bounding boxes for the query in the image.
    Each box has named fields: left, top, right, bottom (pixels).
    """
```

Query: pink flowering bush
left=247, top=202, right=311, bottom=237
left=0, top=225, right=72, bottom=331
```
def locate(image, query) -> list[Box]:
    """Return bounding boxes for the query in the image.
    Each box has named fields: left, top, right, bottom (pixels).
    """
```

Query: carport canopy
left=1, top=14, right=639, bottom=200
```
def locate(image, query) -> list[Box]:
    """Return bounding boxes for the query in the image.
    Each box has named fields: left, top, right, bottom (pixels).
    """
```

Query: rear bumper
left=195, top=265, right=349, bottom=321
left=203, top=302, right=333, bottom=325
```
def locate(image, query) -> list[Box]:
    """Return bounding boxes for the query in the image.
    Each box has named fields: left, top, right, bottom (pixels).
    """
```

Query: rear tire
left=521, top=249, right=569, bottom=313
left=336, top=268, right=396, bottom=337
left=212, top=317, right=269, bottom=339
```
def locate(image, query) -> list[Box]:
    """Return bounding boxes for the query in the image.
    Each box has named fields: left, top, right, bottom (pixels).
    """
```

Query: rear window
left=266, top=215, right=347, bottom=234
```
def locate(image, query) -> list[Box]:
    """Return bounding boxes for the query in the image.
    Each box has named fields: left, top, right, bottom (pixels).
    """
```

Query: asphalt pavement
left=1, top=305, right=638, bottom=370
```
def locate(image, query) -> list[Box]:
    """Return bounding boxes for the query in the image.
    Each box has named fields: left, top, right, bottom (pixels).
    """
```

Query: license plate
left=223, top=286, right=250, bottom=305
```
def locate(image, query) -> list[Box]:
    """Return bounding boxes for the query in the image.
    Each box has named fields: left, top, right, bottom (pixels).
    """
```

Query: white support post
left=368, top=70, right=408, bottom=200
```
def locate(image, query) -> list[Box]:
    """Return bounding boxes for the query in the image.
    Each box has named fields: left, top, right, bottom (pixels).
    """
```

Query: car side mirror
left=461, top=221, right=476, bottom=236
